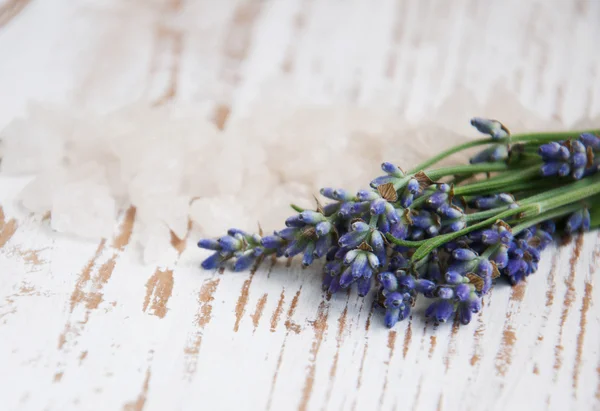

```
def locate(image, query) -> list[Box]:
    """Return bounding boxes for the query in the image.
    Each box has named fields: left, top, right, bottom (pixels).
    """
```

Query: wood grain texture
left=0, top=1, right=599, bottom=410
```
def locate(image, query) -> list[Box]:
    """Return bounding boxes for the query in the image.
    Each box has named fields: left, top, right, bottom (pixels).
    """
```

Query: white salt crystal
left=0, top=118, right=64, bottom=174
left=51, top=181, right=116, bottom=240
left=19, top=167, right=68, bottom=213
left=137, top=220, right=172, bottom=265
left=190, top=196, right=253, bottom=237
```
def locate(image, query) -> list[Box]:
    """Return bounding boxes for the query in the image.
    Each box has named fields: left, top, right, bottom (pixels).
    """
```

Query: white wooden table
left=0, top=1, right=599, bottom=410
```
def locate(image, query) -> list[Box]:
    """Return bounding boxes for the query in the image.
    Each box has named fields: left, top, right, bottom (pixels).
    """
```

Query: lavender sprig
left=198, top=119, right=600, bottom=329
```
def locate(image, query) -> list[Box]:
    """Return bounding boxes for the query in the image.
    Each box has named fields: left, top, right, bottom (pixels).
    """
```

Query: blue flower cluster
left=197, top=119, right=598, bottom=329
left=539, top=133, right=599, bottom=179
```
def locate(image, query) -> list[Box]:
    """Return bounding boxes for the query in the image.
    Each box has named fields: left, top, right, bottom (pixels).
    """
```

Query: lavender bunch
left=198, top=119, right=600, bottom=328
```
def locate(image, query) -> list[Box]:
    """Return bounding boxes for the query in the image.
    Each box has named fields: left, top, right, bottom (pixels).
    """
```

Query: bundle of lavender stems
left=198, top=119, right=600, bottom=328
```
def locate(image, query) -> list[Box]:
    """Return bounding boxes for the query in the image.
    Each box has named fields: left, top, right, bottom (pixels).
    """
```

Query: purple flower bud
left=218, top=236, right=242, bottom=252
left=538, top=142, right=563, bottom=158
left=377, top=217, right=390, bottom=234
left=198, top=239, right=221, bottom=250
left=412, top=211, right=436, bottom=230
left=385, top=204, right=400, bottom=224
left=468, top=296, right=483, bottom=313
left=579, top=133, right=600, bottom=150
left=384, top=307, right=400, bottom=328
left=370, top=198, right=387, bottom=215
left=350, top=254, right=368, bottom=278
left=367, top=252, right=381, bottom=269
left=350, top=201, right=370, bottom=215
left=557, top=163, right=571, bottom=177
left=323, top=203, right=339, bottom=216
left=470, top=118, right=509, bottom=139
left=381, top=162, right=404, bottom=177
left=470, top=144, right=508, bottom=164
left=397, top=274, right=415, bottom=290
left=455, top=284, right=471, bottom=301
left=410, top=228, right=425, bottom=241
left=339, top=267, right=355, bottom=288
left=398, top=303, right=411, bottom=321
left=234, top=250, right=256, bottom=272
left=400, top=191, right=414, bottom=208
left=439, top=204, right=463, bottom=219
left=541, top=161, right=563, bottom=176
left=299, top=211, right=325, bottom=224
left=444, top=220, right=466, bottom=232
left=357, top=276, right=372, bottom=297
left=302, top=243, right=316, bottom=267
left=339, top=231, right=368, bottom=248
left=425, top=300, right=455, bottom=323
left=452, top=248, right=478, bottom=261
left=583, top=209, right=591, bottom=231
left=320, top=187, right=337, bottom=200
left=201, top=252, right=223, bottom=270
left=566, top=210, right=583, bottom=233
left=390, top=221, right=409, bottom=240
left=227, top=228, right=248, bottom=237
left=477, top=259, right=493, bottom=278
left=416, top=279, right=435, bottom=293
left=427, top=192, right=448, bottom=209
left=573, top=167, right=585, bottom=180
left=572, top=140, right=586, bottom=152
left=324, top=260, right=343, bottom=275
left=333, top=189, right=354, bottom=201
left=352, top=221, right=370, bottom=232
left=541, top=220, right=556, bottom=234
left=370, top=231, right=386, bottom=263
left=385, top=292, right=404, bottom=308
left=334, top=247, right=349, bottom=260
left=458, top=304, right=472, bottom=325
left=356, top=190, right=378, bottom=201
left=285, top=215, right=305, bottom=228
left=370, top=175, right=395, bottom=188
left=445, top=271, right=463, bottom=284
left=406, top=178, right=420, bottom=193
left=437, top=287, right=454, bottom=299
left=328, top=277, right=342, bottom=294
left=276, top=227, right=299, bottom=240
left=389, top=254, right=409, bottom=272
left=378, top=272, right=398, bottom=291
left=448, top=259, right=478, bottom=275
left=338, top=202, right=356, bottom=218
left=315, top=221, right=332, bottom=237
left=314, top=235, right=331, bottom=258
left=261, top=235, right=285, bottom=249
left=572, top=152, right=587, bottom=168
left=284, top=239, right=307, bottom=257
left=427, top=225, right=440, bottom=236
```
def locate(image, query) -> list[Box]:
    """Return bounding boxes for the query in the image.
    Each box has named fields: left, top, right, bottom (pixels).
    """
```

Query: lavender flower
left=198, top=119, right=600, bottom=331
left=470, top=118, right=510, bottom=139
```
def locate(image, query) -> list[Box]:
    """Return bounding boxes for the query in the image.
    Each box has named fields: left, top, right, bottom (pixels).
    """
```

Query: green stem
left=409, top=128, right=600, bottom=172
left=533, top=175, right=600, bottom=214
left=511, top=203, right=583, bottom=235
left=461, top=178, right=563, bottom=199
left=410, top=139, right=496, bottom=173
left=385, top=234, right=427, bottom=248
left=453, top=164, right=541, bottom=196
left=426, top=162, right=511, bottom=181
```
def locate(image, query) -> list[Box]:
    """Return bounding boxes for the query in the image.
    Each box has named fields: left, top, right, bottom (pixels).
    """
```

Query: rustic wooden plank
left=0, top=1, right=599, bottom=410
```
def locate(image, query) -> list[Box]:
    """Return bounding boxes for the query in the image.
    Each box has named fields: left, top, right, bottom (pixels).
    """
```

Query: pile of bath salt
left=0, top=88, right=567, bottom=263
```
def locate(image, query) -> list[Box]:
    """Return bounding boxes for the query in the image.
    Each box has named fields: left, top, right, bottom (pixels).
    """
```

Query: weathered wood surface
left=0, top=1, right=599, bottom=410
